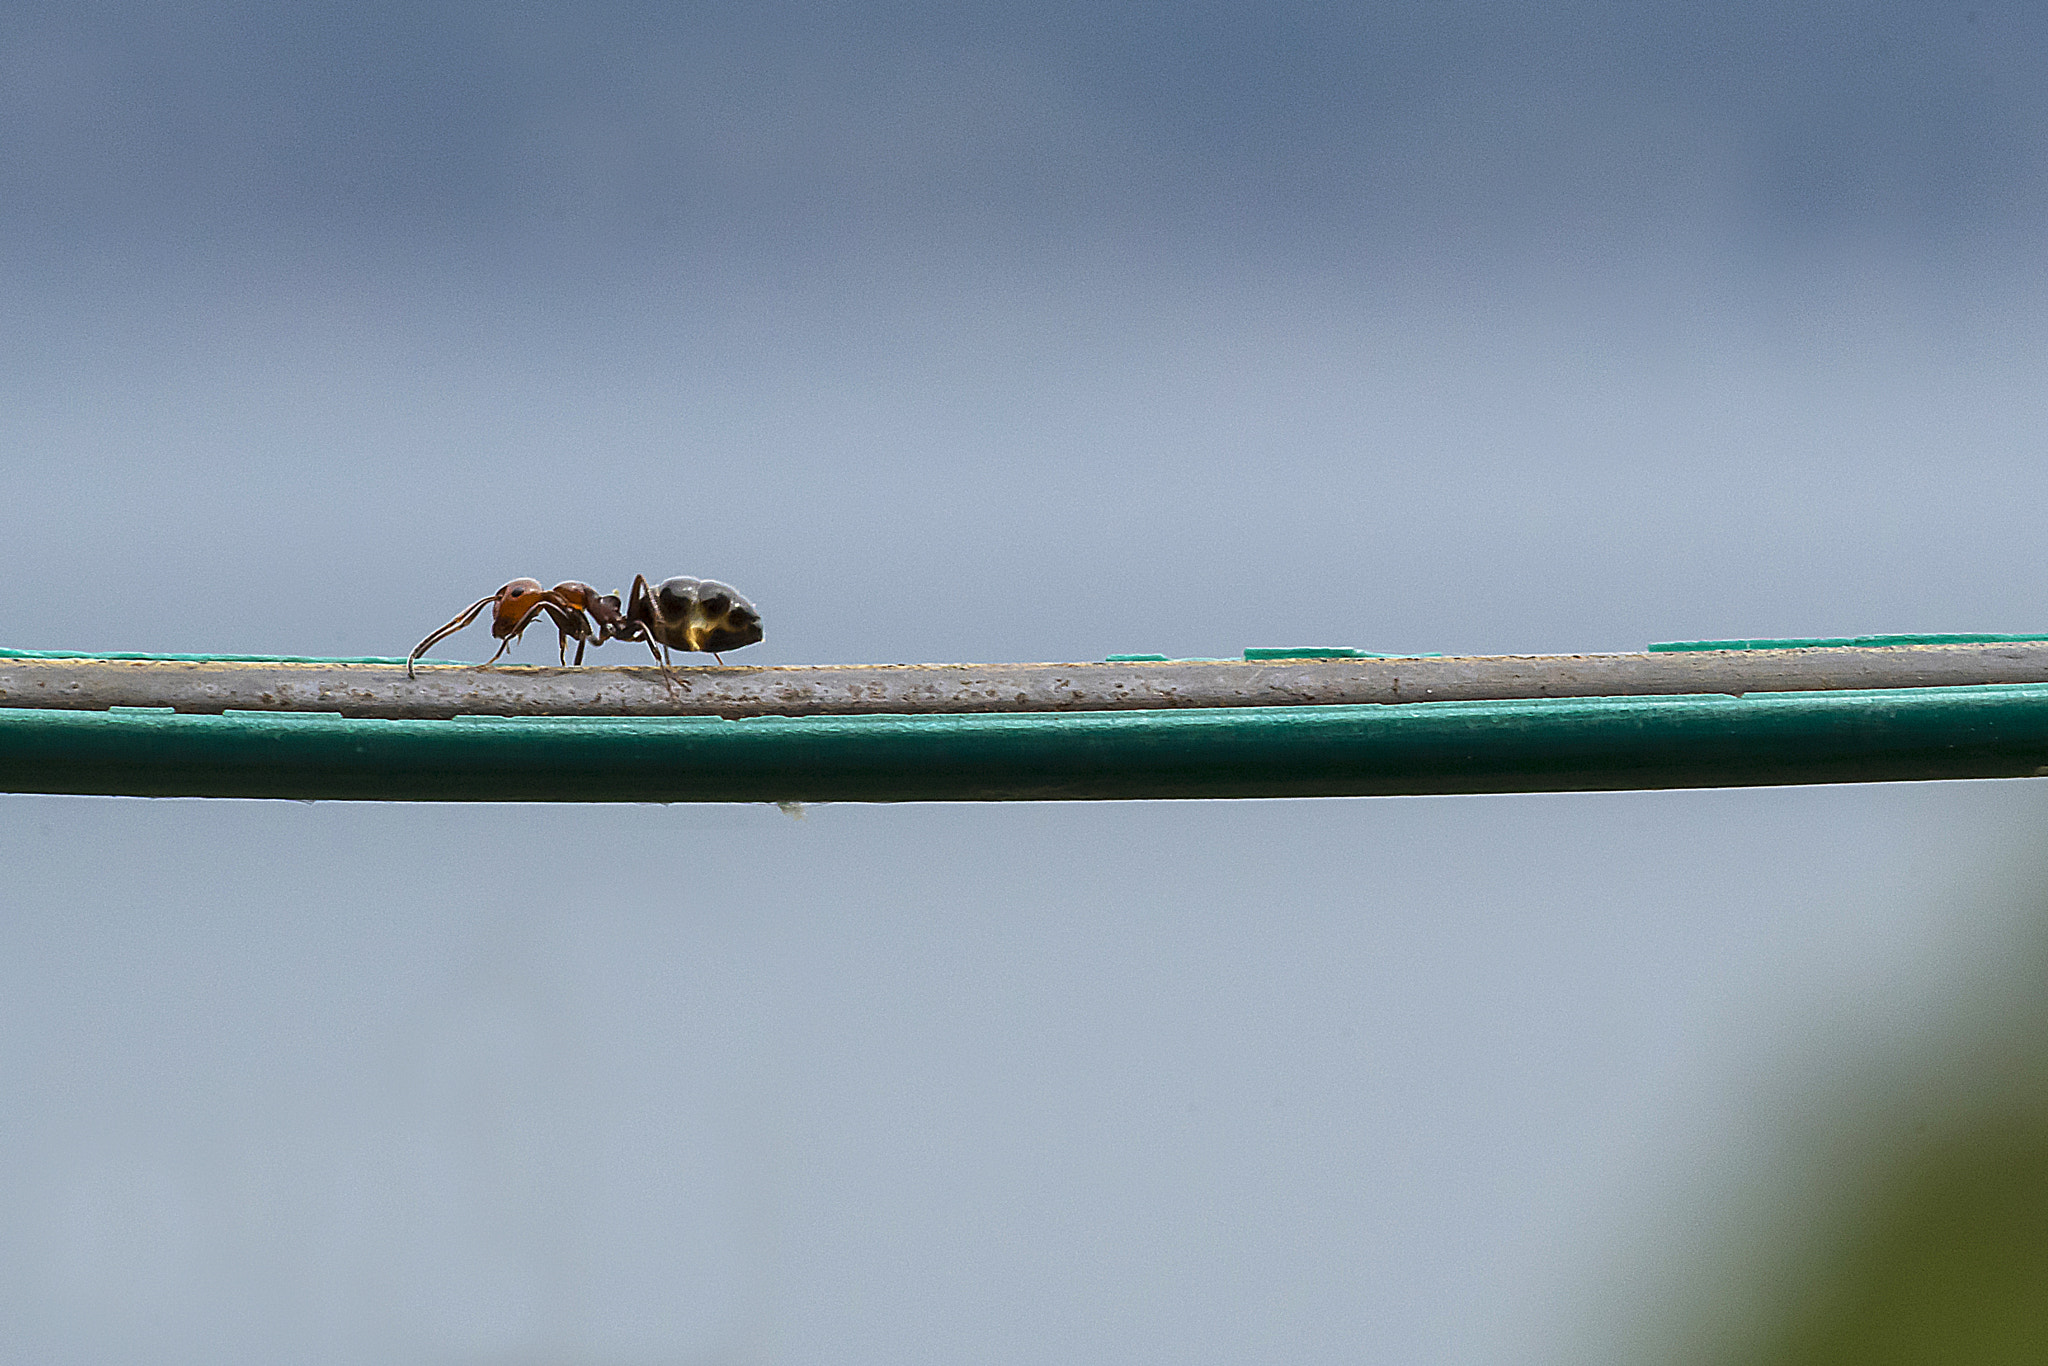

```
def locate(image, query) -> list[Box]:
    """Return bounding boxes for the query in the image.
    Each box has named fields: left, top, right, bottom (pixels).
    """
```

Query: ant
left=405, top=575, right=763, bottom=684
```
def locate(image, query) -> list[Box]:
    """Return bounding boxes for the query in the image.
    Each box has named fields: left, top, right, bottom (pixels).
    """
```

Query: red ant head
left=488, top=579, right=549, bottom=639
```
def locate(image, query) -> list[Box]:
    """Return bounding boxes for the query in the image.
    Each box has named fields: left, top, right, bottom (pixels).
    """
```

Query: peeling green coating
left=4, top=684, right=2048, bottom=802
left=1651, top=633, right=2048, bottom=652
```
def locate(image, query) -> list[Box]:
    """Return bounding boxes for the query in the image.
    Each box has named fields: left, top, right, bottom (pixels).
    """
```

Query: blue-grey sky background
left=3, top=4, right=2048, bottom=1362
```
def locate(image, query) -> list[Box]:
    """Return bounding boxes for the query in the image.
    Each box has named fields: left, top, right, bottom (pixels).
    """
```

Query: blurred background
left=3, top=2, right=2048, bottom=1361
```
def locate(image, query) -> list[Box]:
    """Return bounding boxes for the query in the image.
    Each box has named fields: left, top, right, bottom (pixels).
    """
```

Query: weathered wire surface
left=6, top=643, right=2048, bottom=719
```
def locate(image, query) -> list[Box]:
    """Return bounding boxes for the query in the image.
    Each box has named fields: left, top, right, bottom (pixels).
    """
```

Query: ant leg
left=638, top=635, right=679, bottom=695
left=407, top=595, right=496, bottom=678
left=535, top=601, right=591, bottom=669
left=484, top=600, right=555, bottom=667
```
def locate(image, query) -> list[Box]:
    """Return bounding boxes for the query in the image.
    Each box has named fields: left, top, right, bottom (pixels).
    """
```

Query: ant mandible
left=405, top=579, right=621, bottom=678
left=404, top=575, right=763, bottom=683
